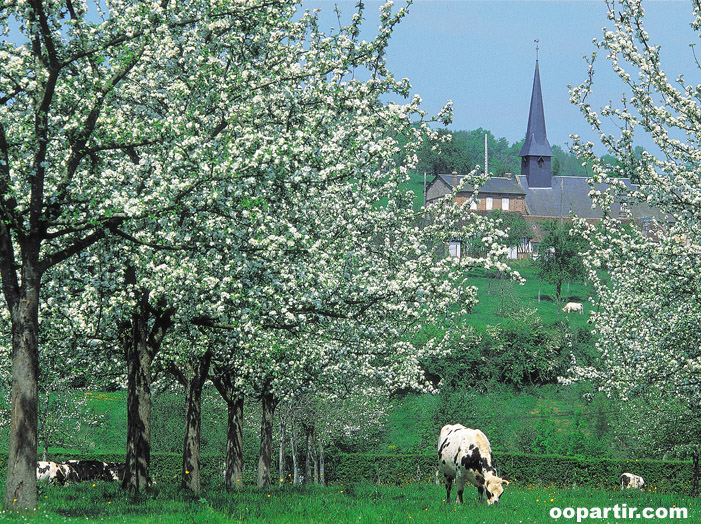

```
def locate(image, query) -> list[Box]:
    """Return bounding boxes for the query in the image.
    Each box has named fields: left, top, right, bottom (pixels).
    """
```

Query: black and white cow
left=36, top=461, right=66, bottom=484
left=104, top=462, right=125, bottom=482
left=38, top=460, right=124, bottom=484
left=620, top=472, right=645, bottom=490
left=438, top=424, right=509, bottom=505
left=63, top=460, right=123, bottom=483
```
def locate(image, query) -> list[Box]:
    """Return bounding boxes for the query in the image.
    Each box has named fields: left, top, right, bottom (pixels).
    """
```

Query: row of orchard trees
left=0, top=0, right=512, bottom=510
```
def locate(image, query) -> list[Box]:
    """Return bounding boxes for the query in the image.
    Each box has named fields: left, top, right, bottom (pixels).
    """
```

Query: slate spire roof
left=519, top=61, right=553, bottom=158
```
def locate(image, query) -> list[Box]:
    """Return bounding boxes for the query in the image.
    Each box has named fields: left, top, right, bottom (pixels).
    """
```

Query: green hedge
left=324, top=453, right=436, bottom=485
left=0, top=450, right=695, bottom=493
left=47, top=452, right=232, bottom=485
left=324, top=452, right=696, bottom=494
left=494, top=452, right=693, bottom=493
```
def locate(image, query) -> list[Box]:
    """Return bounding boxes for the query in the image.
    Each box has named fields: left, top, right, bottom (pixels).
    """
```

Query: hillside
left=463, top=260, right=594, bottom=327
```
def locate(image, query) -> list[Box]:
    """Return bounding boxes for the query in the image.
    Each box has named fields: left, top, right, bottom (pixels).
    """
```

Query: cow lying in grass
left=37, top=460, right=124, bottom=484
left=36, top=461, right=65, bottom=483
left=620, top=472, right=645, bottom=490
left=437, top=424, right=509, bottom=505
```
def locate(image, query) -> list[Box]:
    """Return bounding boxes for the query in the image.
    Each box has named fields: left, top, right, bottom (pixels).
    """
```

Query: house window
left=485, top=197, right=493, bottom=210
left=538, top=157, right=544, bottom=168
left=470, top=199, right=478, bottom=210
left=449, top=241, right=461, bottom=258
left=502, top=198, right=509, bottom=211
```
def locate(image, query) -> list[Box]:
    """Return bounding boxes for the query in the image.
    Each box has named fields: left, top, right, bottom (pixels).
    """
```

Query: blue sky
left=303, top=0, right=700, bottom=154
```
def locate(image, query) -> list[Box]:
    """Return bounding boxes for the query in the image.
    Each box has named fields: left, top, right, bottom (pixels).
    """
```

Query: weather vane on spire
left=534, top=39, right=540, bottom=61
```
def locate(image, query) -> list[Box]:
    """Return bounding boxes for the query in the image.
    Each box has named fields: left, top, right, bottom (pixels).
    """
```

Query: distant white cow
left=620, top=472, right=645, bottom=490
left=437, top=424, right=509, bottom=505
left=562, top=302, right=583, bottom=314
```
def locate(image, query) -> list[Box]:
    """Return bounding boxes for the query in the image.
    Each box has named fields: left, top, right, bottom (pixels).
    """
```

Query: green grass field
left=0, top=481, right=696, bottom=523
left=463, top=260, right=595, bottom=329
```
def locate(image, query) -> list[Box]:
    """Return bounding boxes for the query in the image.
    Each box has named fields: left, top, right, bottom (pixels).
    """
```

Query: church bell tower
left=519, top=58, right=553, bottom=188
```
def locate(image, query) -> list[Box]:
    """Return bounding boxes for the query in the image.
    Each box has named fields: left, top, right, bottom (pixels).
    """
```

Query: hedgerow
left=323, top=452, right=694, bottom=494
left=2, top=449, right=693, bottom=493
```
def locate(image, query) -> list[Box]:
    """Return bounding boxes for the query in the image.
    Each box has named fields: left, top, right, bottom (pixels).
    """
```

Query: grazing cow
left=620, top=473, right=645, bottom=490
left=562, top=302, right=583, bottom=314
left=36, top=461, right=66, bottom=484
left=437, top=424, right=509, bottom=505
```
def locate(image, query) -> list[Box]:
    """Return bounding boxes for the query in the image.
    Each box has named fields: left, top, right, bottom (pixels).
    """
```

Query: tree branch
left=38, top=217, right=125, bottom=274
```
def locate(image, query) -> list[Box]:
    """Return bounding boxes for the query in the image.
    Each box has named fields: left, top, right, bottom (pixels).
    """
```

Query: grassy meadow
left=463, top=260, right=595, bottom=327
left=0, top=481, right=697, bottom=523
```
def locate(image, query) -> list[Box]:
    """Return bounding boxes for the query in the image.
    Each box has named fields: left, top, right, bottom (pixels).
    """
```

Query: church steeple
left=519, top=59, right=553, bottom=188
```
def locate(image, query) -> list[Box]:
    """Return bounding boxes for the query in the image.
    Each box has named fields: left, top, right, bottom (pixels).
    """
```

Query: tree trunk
left=4, top=282, right=40, bottom=510
left=122, top=329, right=153, bottom=494
left=290, top=431, right=300, bottom=486
left=212, top=371, right=245, bottom=491
left=257, top=392, right=278, bottom=489
left=304, top=427, right=318, bottom=485
left=314, top=449, right=320, bottom=484
left=304, top=429, right=312, bottom=485
left=318, top=441, right=325, bottom=486
left=279, top=420, right=286, bottom=486
left=692, top=452, right=699, bottom=498
left=179, top=351, right=212, bottom=493
left=225, top=396, right=245, bottom=490
left=121, top=277, right=174, bottom=494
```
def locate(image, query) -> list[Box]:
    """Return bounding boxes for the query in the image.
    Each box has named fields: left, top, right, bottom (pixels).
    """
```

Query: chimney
left=452, top=171, right=458, bottom=189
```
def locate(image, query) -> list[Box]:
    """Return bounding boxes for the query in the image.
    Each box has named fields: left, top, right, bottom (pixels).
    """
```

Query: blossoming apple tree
left=567, top=0, right=701, bottom=486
